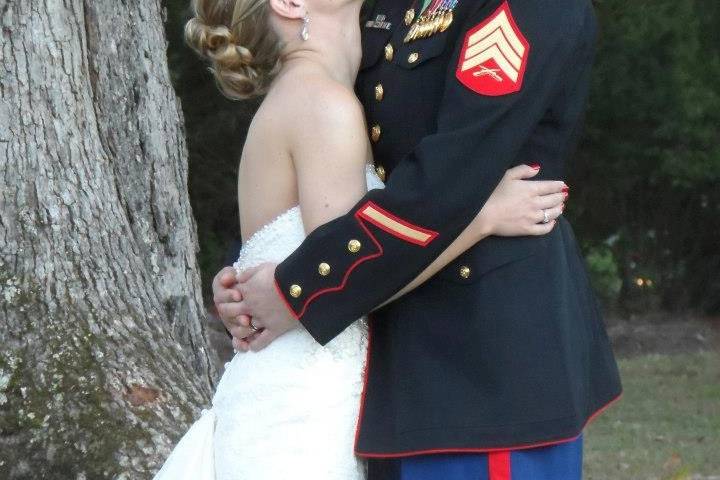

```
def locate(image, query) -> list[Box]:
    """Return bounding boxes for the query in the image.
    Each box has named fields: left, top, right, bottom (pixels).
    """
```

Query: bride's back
left=237, top=62, right=371, bottom=242
left=184, top=0, right=368, bottom=243
left=236, top=73, right=299, bottom=243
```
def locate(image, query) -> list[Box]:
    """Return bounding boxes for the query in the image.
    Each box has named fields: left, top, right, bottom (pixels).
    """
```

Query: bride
left=154, top=0, right=568, bottom=478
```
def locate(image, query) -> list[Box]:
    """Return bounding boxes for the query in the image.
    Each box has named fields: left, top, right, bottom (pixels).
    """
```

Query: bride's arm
left=376, top=165, right=566, bottom=309
left=287, top=79, right=371, bottom=235
left=285, top=79, right=566, bottom=310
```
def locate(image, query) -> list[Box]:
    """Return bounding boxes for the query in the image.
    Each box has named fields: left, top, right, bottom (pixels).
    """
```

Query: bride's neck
left=278, top=4, right=363, bottom=88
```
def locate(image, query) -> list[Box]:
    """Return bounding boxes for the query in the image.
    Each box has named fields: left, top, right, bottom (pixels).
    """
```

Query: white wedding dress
left=154, top=164, right=385, bottom=480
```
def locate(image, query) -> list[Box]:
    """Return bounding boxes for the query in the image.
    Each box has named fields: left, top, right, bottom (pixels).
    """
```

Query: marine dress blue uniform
left=273, top=0, right=623, bottom=478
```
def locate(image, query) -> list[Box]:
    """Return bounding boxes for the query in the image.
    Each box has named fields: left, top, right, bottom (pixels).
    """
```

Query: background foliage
left=570, top=0, right=720, bottom=315
left=163, top=0, right=720, bottom=316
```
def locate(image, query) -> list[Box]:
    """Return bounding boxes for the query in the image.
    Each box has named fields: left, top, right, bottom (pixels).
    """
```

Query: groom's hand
left=236, top=262, right=299, bottom=352
left=212, top=266, right=255, bottom=343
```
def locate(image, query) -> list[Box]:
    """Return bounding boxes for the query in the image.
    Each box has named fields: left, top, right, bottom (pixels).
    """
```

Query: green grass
left=584, top=351, right=720, bottom=480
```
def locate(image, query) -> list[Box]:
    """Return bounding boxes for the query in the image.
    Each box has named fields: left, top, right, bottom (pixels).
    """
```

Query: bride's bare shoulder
left=261, top=67, right=366, bottom=146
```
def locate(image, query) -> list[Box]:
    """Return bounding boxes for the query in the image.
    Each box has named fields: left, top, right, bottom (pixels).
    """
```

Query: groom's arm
left=276, top=0, right=597, bottom=345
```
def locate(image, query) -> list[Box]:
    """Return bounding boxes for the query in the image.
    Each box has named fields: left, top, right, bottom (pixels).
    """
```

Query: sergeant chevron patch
left=456, top=1, right=529, bottom=96
left=356, top=201, right=438, bottom=247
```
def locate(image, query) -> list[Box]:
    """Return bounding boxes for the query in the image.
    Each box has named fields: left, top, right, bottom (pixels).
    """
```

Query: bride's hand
left=473, top=164, right=568, bottom=238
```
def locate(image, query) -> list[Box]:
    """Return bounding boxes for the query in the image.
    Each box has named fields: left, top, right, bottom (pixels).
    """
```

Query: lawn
left=584, top=350, right=720, bottom=480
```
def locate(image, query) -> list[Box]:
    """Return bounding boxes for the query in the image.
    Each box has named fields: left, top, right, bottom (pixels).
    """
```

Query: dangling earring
left=300, top=13, right=310, bottom=41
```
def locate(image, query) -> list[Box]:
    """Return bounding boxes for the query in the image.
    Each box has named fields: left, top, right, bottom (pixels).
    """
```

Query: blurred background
left=165, top=0, right=720, bottom=478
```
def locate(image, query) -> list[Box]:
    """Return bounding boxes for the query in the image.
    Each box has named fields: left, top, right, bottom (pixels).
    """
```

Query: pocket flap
left=360, top=28, right=393, bottom=71
left=435, top=235, right=545, bottom=284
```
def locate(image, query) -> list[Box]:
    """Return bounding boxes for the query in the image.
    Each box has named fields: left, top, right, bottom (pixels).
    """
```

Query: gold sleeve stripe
left=357, top=202, right=438, bottom=247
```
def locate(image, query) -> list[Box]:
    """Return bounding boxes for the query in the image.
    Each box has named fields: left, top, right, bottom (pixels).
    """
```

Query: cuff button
left=459, top=266, right=471, bottom=279
left=289, top=284, right=303, bottom=298
left=348, top=239, right=362, bottom=253
left=318, top=263, right=331, bottom=276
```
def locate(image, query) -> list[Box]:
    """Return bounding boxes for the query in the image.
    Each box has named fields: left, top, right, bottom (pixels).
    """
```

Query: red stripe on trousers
left=488, top=451, right=511, bottom=480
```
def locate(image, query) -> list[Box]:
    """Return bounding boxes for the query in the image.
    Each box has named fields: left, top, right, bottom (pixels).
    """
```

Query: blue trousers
left=399, top=435, right=583, bottom=480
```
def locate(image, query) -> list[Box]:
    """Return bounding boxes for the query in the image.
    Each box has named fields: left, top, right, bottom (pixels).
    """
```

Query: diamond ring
left=542, top=210, right=550, bottom=224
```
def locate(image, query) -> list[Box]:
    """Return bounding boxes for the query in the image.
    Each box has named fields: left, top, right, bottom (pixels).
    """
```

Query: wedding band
left=249, top=319, right=260, bottom=332
left=542, top=210, right=550, bottom=224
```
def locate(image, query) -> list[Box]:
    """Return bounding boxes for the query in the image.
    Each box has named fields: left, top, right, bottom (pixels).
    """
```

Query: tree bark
left=0, top=1, right=216, bottom=478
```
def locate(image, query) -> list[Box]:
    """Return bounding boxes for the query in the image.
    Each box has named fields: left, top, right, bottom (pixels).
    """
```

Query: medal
left=404, top=8, right=415, bottom=26
left=440, top=8, right=453, bottom=32
left=403, top=0, right=458, bottom=44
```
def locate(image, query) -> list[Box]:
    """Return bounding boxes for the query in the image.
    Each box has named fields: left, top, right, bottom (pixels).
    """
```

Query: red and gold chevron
left=456, top=1, right=529, bottom=96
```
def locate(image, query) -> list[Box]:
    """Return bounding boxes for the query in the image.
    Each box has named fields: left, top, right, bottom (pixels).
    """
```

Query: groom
left=215, top=0, right=621, bottom=478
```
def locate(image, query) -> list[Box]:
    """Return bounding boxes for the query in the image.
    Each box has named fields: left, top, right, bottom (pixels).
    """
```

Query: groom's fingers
left=213, top=266, right=238, bottom=290
left=248, top=329, right=277, bottom=352
left=214, top=289, right=241, bottom=305
left=229, top=325, right=254, bottom=340
left=236, top=264, right=265, bottom=284
left=233, top=327, right=265, bottom=352
left=238, top=315, right=252, bottom=327
left=213, top=267, right=242, bottom=305
left=235, top=301, right=253, bottom=316
left=219, top=270, right=238, bottom=288
left=233, top=336, right=251, bottom=352
left=217, top=302, right=251, bottom=323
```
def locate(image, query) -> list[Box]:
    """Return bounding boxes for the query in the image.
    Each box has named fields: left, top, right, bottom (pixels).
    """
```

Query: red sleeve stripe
left=356, top=201, right=439, bottom=247
left=488, top=451, right=511, bottom=480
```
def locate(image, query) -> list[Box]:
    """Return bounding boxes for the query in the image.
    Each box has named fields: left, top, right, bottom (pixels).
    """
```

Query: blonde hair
left=185, top=0, right=283, bottom=99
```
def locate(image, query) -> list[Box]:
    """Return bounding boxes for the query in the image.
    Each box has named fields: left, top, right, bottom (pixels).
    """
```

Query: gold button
left=371, top=124, right=382, bottom=143
left=375, top=165, right=386, bottom=182
left=348, top=239, right=362, bottom=253
left=289, top=284, right=302, bottom=298
left=408, top=52, right=419, bottom=64
left=384, top=43, right=394, bottom=62
left=318, top=263, right=331, bottom=276
left=375, top=83, right=384, bottom=101
left=404, top=8, right=416, bottom=26
left=459, top=266, right=471, bottom=279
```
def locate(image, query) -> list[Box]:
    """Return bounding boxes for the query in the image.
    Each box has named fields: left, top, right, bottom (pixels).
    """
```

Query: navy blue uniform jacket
left=274, top=0, right=623, bottom=457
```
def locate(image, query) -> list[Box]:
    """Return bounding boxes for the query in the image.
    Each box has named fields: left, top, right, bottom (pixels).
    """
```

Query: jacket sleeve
left=274, top=0, right=595, bottom=345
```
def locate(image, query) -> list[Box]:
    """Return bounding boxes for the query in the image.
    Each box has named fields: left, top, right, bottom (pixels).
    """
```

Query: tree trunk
left=0, top=1, right=216, bottom=478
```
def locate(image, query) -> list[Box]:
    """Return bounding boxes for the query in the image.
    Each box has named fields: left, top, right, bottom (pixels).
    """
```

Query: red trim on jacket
left=273, top=278, right=300, bottom=320
left=354, top=393, right=622, bottom=458
left=276, top=201, right=438, bottom=320
left=287, top=214, right=385, bottom=319
left=488, top=451, right=511, bottom=480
